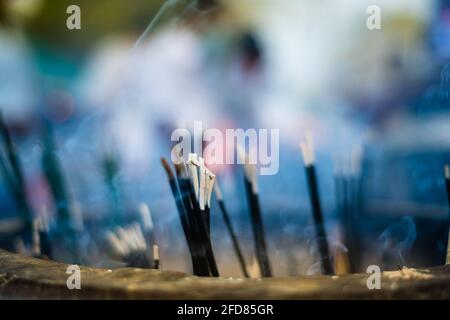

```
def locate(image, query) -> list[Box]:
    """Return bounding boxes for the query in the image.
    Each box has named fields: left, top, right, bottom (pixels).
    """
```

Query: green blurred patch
left=23, top=0, right=165, bottom=52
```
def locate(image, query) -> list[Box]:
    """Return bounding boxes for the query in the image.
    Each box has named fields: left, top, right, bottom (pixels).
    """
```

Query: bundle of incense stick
left=0, top=112, right=33, bottom=240
left=161, top=157, right=201, bottom=274
left=445, top=165, right=450, bottom=265
left=105, top=223, right=151, bottom=268
left=214, top=181, right=249, bottom=277
left=161, top=155, right=218, bottom=277
left=300, top=133, right=333, bottom=275
left=180, top=153, right=218, bottom=276
left=238, top=147, right=272, bottom=277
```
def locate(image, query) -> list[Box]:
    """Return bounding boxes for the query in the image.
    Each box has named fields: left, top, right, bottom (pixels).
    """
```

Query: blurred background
left=0, top=0, right=450, bottom=277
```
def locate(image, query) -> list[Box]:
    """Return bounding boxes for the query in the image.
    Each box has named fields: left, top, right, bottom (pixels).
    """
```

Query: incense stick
left=153, top=244, right=160, bottom=269
left=185, top=154, right=219, bottom=277
left=333, top=158, right=351, bottom=274
left=445, top=165, right=450, bottom=209
left=38, top=215, right=52, bottom=259
left=334, top=150, right=362, bottom=273
left=300, top=133, right=333, bottom=275
left=31, top=218, right=41, bottom=258
left=214, top=181, right=249, bottom=278
left=445, top=165, right=450, bottom=265
left=139, top=203, right=155, bottom=244
left=173, top=161, right=211, bottom=276
left=0, top=112, right=33, bottom=239
left=238, top=147, right=272, bottom=277
left=161, top=157, right=207, bottom=276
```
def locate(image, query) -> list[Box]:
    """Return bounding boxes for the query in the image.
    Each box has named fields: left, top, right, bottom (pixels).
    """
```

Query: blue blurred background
left=1, top=0, right=450, bottom=277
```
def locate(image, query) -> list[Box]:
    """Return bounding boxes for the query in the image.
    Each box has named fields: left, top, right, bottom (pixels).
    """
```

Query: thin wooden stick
left=445, top=165, right=450, bottom=265
left=0, top=112, right=33, bottom=238
left=214, top=181, right=249, bottom=278
left=300, top=133, right=333, bottom=275
left=238, top=147, right=272, bottom=277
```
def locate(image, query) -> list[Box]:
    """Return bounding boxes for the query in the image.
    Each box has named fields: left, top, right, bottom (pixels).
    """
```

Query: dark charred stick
left=243, top=178, right=272, bottom=277
left=301, top=135, right=333, bottom=275
left=237, top=147, right=272, bottom=277
left=161, top=158, right=205, bottom=276
left=215, top=182, right=249, bottom=278
left=305, top=164, right=333, bottom=275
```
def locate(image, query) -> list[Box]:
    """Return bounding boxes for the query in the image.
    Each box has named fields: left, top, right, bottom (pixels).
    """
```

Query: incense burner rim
left=1, top=249, right=449, bottom=299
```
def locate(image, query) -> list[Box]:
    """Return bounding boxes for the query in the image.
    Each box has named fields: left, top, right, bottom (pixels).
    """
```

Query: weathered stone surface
left=0, top=249, right=449, bottom=299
